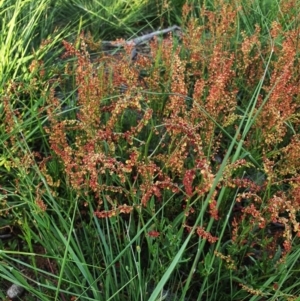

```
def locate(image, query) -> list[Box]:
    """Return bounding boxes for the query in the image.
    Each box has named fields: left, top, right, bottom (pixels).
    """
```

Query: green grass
left=1, top=0, right=300, bottom=300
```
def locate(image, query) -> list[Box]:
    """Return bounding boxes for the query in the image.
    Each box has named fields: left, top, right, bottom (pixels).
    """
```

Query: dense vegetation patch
left=1, top=0, right=300, bottom=300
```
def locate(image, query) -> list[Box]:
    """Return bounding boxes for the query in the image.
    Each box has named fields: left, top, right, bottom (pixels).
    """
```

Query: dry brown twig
left=102, top=25, right=181, bottom=47
left=101, top=25, right=182, bottom=59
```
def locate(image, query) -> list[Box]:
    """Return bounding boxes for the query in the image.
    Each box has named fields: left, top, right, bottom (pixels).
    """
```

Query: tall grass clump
left=1, top=0, right=300, bottom=300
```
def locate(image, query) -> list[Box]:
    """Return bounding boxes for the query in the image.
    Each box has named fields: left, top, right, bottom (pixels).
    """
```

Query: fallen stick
left=129, top=25, right=181, bottom=45
left=101, top=25, right=182, bottom=48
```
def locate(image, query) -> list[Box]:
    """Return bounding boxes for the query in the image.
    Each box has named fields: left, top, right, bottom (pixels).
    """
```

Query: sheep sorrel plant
left=41, top=3, right=300, bottom=300
left=1, top=0, right=300, bottom=300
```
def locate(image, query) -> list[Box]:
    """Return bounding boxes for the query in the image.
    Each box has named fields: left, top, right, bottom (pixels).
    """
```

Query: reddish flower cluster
left=148, top=231, right=160, bottom=238
left=183, top=169, right=196, bottom=197
left=184, top=224, right=218, bottom=244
